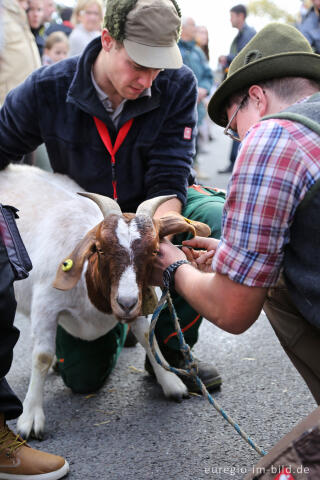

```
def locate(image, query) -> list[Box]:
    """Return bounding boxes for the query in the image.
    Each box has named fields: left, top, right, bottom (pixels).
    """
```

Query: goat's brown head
left=53, top=193, right=210, bottom=323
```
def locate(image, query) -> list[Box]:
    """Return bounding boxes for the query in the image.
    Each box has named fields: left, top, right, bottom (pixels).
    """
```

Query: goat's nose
left=117, top=295, right=138, bottom=313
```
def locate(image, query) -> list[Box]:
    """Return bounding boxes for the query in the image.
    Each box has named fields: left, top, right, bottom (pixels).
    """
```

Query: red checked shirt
left=212, top=115, right=320, bottom=287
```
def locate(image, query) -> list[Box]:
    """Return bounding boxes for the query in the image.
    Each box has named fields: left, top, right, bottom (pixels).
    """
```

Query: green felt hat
left=208, top=22, right=320, bottom=127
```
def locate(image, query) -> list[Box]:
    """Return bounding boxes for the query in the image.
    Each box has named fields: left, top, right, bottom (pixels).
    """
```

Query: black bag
left=0, top=204, right=32, bottom=280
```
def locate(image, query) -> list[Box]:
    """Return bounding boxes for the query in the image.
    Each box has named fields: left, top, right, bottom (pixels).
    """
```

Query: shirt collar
left=90, top=69, right=151, bottom=128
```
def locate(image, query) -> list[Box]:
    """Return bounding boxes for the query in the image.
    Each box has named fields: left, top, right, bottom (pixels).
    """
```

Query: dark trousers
left=264, top=275, right=320, bottom=405
left=0, top=237, right=23, bottom=420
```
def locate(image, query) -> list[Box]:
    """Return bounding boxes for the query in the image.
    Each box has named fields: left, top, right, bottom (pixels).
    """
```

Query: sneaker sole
left=0, top=460, right=69, bottom=480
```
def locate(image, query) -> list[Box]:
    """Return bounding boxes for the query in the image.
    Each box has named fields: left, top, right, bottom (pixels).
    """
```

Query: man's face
left=43, top=0, right=56, bottom=22
left=27, top=0, right=44, bottom=29
left=230, top=12, right=244, bottom=29
left=101, top=36, right=162, bottom=100
left=225, top=97, right=259, bottom=142
left=182, top=18, right=196, bottom=42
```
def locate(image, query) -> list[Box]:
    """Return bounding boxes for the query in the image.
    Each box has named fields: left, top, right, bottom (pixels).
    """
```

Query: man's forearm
left=173, top=264, right=267, bottom=334
left=153, top=197, right=182, bottom=219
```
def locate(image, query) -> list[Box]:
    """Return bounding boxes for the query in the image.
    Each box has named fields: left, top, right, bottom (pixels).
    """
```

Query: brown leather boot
left=0, top=414, right=69, bottom=479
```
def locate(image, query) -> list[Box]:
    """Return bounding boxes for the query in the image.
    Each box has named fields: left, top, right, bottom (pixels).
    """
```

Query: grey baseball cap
left=123, top=0, right=183, bottom=69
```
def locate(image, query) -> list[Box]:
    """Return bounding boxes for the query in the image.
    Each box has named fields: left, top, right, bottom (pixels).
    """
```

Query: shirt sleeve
left=212, top=120, right=310, bottom=287
left=0, top=70, right=43, bottom=169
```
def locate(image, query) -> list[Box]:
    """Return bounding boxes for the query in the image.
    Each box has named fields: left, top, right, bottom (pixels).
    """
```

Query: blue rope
left=149, top=287, right=267, bottom=457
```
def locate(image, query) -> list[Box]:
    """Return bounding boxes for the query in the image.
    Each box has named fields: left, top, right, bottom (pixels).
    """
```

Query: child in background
left=42, top=31, right=69, bottom=65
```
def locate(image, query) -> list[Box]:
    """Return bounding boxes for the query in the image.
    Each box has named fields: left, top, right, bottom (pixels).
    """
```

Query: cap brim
left=124, top=39, right=182, bottom=69
left=208, top=52, right=320, bottom=127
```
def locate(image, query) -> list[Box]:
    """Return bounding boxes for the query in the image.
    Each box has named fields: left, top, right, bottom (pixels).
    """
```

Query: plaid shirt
left=212, top=118, right=320, bottom=287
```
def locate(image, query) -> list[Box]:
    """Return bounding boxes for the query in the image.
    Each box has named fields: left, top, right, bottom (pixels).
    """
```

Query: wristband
left=163, top=259, right=190, bottom=290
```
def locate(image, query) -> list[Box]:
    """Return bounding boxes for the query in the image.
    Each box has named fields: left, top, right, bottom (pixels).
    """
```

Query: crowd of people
left=0, top=0, right=320, bottom=479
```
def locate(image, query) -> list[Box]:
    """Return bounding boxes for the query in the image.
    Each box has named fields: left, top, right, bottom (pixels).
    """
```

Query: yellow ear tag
left=62, top=259, right=73, bottom=272
left=183, top=217, right=193, bottom=225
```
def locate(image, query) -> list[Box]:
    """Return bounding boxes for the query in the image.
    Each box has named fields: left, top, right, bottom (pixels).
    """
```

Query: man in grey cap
left=0, top=0, right=224, bottom=399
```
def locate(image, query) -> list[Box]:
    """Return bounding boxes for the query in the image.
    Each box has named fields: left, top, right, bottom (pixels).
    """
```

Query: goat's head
left=53, top=193, right=210, bottom=323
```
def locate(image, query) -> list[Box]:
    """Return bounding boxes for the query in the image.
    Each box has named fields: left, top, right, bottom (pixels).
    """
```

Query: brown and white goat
left=0, top=164, right=210, bottom=439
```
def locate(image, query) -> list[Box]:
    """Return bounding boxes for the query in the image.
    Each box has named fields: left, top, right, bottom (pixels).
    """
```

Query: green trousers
left=55, top=186, right=225, bottom=393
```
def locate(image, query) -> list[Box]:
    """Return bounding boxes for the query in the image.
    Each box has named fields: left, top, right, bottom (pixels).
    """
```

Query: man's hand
left=150, top=239, right=187, bottom=287
left=198, top=87, right=208, bottom=103
left=181, top=236, right=219, bottom=272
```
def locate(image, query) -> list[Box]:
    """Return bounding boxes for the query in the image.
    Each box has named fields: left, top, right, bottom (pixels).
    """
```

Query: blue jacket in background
left=0, top=37, right=197, bottom=212
left=297, top=7, right=320, bottom=54
left=178, top=39, right=213, bottom=126
left=227, top=22, right=256, bottom=66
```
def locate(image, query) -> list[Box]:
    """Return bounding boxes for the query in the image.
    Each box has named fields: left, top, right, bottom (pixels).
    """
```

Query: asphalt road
left=7, top=126, right=317, bottom=480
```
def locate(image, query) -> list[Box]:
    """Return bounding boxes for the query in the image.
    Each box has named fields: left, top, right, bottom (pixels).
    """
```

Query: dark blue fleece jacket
left=0, top=37, right=197, bottom=212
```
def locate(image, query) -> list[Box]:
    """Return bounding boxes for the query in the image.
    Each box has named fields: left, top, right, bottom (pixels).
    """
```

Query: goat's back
left=0, top=164, right=103, bottom=306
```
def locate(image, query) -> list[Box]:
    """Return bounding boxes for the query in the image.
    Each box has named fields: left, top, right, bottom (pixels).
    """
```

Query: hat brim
left=208, top=52, right=320, bottom=127
left=124, top=39, right=182, bottom=69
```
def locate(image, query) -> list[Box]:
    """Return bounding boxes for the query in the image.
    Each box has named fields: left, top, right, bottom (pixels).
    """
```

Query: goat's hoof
left=161, top=373, right=189, bottom=402
left=17, top=409, right=45, bottom=440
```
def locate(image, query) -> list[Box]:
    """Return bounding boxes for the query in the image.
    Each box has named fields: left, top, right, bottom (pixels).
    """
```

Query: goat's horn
left=78, top=192, right=122, bottom=218
left=136, top=195, right=177, bottom=218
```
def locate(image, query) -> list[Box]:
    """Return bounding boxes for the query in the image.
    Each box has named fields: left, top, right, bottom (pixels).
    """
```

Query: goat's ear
left=53, top=225, right=99, bottom=291
left=157, top=212, right=211, bottom=238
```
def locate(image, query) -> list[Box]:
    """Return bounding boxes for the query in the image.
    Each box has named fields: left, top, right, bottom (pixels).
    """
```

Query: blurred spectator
left=46, top=7, right=74, bottom=36
left=195, top=24, right=215, bottom=144
left=42, top=31, right=69, bottom=65
left=297, top=0, right=320, bottom=53
left=68, top=0, right=103, bottom=56
left=27, top=0, right=45, bottom=57
left=43, top=0, right=56, bottom=24
left=218, top=4, right=256, bottom=76
left=179, top=17, right=214, bottom=179
left=217, top=3, right=256, bottom=174
left=0, top=0, right=40, bottom=104
left=196, top=25, right=210, bottom=61
left=0, top=0, right=3, bottom=55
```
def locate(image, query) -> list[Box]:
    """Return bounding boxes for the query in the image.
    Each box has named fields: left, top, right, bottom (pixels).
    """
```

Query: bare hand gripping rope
left=149, top=287, right=267, bottom=457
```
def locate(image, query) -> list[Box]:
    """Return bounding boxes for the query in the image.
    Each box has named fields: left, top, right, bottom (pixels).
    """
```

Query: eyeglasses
left=80, top=9, right=100, bottom=17
left=224, top=94, right=248, bottom=142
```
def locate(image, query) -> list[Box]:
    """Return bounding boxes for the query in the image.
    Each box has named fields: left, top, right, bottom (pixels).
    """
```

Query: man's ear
left=248, top=85, right=268, bottom=117
left=101, top=28, right=114, bottom=52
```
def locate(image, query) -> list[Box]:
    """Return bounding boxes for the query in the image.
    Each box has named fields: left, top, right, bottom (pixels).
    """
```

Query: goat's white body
left=1, top=164, right=187, bottom=438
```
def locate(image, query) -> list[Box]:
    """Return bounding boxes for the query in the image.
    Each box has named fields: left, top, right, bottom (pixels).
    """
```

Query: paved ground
left=7, top=127, right=317, bottom=479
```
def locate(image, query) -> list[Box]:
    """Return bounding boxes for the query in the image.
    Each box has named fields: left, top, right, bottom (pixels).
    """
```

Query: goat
left=0, top=164, right=211, bottom=439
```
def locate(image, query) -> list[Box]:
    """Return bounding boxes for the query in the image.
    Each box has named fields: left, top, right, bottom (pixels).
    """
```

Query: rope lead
left=149, top=287, right=267, bottom=457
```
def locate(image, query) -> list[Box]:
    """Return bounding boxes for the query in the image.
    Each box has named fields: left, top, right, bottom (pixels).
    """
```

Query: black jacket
left=0, top=37, right=198, bottom=212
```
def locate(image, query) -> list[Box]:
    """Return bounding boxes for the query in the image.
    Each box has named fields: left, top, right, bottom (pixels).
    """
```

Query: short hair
left=61, top=7, right=73, bottom=22
left=230, top=4, right=247, bottom=17
left=45, top=31, right=69, bottom=50
left=226, top=77, right=320, bottom=110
